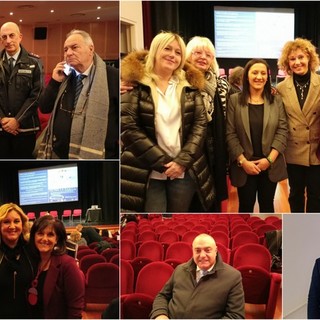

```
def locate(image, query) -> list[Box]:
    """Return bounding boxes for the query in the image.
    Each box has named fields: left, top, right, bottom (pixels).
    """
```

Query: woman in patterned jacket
left=186, top=36, right=230, bottom=212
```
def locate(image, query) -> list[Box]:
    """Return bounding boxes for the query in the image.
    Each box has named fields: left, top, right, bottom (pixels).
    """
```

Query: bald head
left=0, top=22, right=22, bottom=56
left=1, top=22, right=20, bottom=34
left=192, top=233, right=217, bottom=270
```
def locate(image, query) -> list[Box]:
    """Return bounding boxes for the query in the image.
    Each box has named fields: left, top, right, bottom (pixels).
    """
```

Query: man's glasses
left=59, top=90, right=89, bottom=118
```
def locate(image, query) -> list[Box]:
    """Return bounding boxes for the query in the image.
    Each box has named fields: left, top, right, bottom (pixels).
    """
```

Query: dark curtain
left=294, top=2, right=320, bottom=47
left=142, top=1, right=180, bottom=49
left=78, top=162, right=119, bottom=224
left=0, top=161, right=119, bottom=224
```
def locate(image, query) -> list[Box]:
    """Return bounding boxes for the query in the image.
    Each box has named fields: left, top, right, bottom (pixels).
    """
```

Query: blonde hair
left=278, top=38, right=320, bottom=75
left=0, top=203, right=29, bottom=241
left=186, top=36, right=220, bottom=75
left=145, top=31, right=186, bottom=82
left=69, top=230, right=82, bottom=242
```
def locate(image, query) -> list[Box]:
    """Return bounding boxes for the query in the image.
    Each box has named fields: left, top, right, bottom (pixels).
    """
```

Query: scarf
left=38, top=53, right=109, bottom=159
left=202, top=69, right=217, bottom=122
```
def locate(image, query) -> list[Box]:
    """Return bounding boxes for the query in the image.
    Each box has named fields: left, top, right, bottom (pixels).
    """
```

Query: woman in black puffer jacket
left=121, top=31, right=214, bottom=213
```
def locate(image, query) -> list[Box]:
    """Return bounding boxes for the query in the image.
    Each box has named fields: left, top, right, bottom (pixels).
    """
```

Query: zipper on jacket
left=13, top=271, right=17, bottom=299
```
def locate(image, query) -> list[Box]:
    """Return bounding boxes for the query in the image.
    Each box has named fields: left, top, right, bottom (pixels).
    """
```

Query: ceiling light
left=97, top=17, right=100, bottom=20
left=50, top=10, right=54, bottom=13
left=10, top=12, right=13, bottom=16
left=97, top=6, right=101, bottom=9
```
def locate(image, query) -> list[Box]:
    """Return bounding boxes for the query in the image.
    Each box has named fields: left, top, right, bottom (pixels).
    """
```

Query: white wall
left=283, top=214, right=320, bottom=318
left=120, top=0, right=144, bottom=52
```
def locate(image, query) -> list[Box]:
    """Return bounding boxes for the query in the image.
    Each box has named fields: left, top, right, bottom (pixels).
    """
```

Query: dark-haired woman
left=28, top=215, right=85, bottom=318
left=226, top=58, right=288, bottom=212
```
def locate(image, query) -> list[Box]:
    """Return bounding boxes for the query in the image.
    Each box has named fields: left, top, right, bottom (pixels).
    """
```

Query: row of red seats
left=121, top=241, right=281, bottom=319
left=122, top=222, right=280, bottom=250
left=127, top=215, right=282, bottom=235
left=75, top=245, right=119, bottom=305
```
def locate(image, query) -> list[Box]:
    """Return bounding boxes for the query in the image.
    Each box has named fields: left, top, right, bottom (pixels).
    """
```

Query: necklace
left=249, top=97, right=264, bottom=104
left=28, top=257, right=51, bottom=306
left=295, top=80, right=309, bottom=100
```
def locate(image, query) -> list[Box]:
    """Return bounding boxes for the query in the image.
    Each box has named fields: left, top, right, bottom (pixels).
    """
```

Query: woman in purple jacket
left=28, top=215, right=85, bottom=319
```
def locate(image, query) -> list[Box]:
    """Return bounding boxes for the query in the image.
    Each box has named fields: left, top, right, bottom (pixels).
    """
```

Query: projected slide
left=214, top=7, right=294, bottom=59
left=19, top=164, right=78, bottom=205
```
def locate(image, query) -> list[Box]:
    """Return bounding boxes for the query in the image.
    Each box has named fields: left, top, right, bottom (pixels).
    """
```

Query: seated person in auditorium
left=69, top=230, right=87, bottom=246
left=76, top=224, right=102, bottom=244
left=228, top=66, right=244, bottom=96
left=150, top=234, right=245, bottom=319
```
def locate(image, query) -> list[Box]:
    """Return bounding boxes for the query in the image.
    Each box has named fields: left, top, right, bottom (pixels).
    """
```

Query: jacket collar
left=184, top=252, right=225, bottom=274
left=121, top=50, right=205, bottom=90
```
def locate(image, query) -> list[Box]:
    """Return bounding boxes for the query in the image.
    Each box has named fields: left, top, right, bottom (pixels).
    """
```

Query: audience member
left=277, top=38, right=320, bottom=212
left=150, top=233, right=245, bottom=319
left=226, top=58, right=288, bottom=212
left=121, top=31, right=214, bottom=212
left=0, top=22, right=42, bottom=159
left=28, top=215, right=85, bottom=318
left=37, top=29, right=119, bottom=159
left=69, top=230, right=87, bottom=246
left=228, top=66, right=244, bottom=95
left=76, top=224, right=103, bottom=244
left=0, top=203, right=36, bottom=318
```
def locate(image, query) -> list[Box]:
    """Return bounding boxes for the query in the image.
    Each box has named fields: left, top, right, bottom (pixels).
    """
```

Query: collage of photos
left=0, top=1, right=120, bottom=319
left=0, top=0, right=319, bottom=319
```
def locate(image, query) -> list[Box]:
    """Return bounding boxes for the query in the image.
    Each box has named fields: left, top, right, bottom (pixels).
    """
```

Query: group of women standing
left=120, top=32, right=320, bottom=214
left=0, top=203, right=85, bottom=319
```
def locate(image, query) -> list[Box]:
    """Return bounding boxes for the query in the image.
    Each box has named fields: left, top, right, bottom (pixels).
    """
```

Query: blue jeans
left=144, top=173, right=196, bottom=212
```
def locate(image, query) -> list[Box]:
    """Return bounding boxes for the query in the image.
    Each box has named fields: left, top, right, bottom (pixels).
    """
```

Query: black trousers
left=287, top=164, right=320, bottom=213
left=237, top=170, right=277, bottom=213
left=0, top=133, right=36, bottom=159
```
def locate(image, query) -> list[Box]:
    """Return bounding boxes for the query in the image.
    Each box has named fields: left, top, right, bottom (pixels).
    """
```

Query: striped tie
left=197, top=269, right=208, bottom=282
left=9, top=57, right=14, bottom=73
left=74, top=74, right=86, bottom=106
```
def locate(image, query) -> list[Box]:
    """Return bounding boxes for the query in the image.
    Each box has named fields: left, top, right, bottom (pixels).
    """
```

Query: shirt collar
left=75, top=62, right=93, bottom=77
left=6, top=48, right=21, bottom=62
left=196, top=264, right=214, bottom=273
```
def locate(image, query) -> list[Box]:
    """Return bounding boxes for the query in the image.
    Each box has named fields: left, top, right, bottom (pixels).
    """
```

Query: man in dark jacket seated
left=150, top=234, right=245, bottom=319
left=76, top=224, right=102, bottom=245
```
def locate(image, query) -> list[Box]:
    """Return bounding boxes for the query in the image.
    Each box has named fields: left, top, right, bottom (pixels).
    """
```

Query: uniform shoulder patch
left=28, top=52, right=40, bottom=59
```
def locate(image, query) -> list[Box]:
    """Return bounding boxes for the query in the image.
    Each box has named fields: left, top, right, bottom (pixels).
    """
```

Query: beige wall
left=0, top=21, right=119, bottom=74
left=120, top=0, right=144, bottom=53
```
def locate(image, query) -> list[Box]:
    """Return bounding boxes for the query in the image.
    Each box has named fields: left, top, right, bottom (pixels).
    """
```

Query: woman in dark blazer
left=226, top=58, right=288, bottom=212
left=308, top=258, right=320, bottom=319
left=28, top=215, right=85, bottom=318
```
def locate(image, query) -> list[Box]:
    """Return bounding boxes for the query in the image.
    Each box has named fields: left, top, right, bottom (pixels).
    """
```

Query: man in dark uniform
left=0, top=22, right=42, bottom=158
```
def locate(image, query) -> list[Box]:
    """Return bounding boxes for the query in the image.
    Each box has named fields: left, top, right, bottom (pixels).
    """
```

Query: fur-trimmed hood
left=121, top=50, right=205, bottom=90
